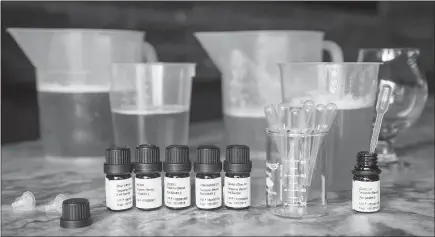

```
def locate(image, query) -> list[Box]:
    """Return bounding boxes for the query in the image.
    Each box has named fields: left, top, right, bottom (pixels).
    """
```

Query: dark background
left=1, top=1, right=434, bottom=144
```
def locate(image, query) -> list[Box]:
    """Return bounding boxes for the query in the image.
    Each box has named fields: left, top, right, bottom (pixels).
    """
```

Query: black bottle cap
left=194, top=145, right=222, bottom=173
left=134, top=144, right=162, bottom=174
left=163, top=145, right=191, bottom=173
left=60, top=198, right=93, bottom=229
left=224, top=145, right=252, bottom=173
left=104, top=146, right=133, bottom=175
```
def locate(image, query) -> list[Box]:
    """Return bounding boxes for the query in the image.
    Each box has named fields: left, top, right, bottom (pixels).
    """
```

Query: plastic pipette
left=370, top=83, right=394, bottom=153
left=307, top=103, right=337, bottom=186
left=264, top=104, right=278, bottom=131
left=300, top=101, right=315, bottom=186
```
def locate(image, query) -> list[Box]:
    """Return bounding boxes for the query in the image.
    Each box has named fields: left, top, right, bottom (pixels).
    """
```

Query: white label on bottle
left=224, top=177, right=251, bottom=208
left=195, top=177, right=222, bottom=209
left=164, top=177, right=191, bottom=208
left=135, top=177, right=162, bottom=209
left=105, top=177, right=133, bottom=210
left=352, top=180, right=380, bottom=212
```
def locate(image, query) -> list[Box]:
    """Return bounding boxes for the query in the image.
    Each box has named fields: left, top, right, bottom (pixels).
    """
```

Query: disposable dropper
left=370, top=83, right=394, bottom=153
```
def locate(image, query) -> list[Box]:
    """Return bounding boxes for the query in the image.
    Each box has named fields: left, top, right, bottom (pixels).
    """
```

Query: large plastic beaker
left=278, top=62, right=382, bottom=192
left=195, top=31, right=343, bottom=157
left=7, top=28, right=158, bottom=159
left=110, top=63, right=196, bottom=160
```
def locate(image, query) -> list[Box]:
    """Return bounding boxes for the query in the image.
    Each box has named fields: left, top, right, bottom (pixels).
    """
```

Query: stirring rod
left=370, top=83, right=394, bottom=153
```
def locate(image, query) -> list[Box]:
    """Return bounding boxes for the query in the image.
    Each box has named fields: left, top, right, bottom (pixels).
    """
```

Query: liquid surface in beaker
left=112, top=105, right=189, bottom=160
left=39, top=84, right=114, bottom=157
left=224, top=109, right=266, bottom=154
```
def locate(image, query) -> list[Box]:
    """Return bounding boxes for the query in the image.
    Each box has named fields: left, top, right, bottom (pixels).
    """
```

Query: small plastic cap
left=105, top=146, right=131, bottom=165
left=226, top=145, right=250, bottom=164
left=196, top=145, right=220, bottom=164
left=11, top=191, right=36, bottom=212
left=45, top=194, right=68, bottom=213
left=135, top=144, right=160, bottom=164
left=165, top=145, right=190, bottom=164
left=163, top=145, right=191, bottom=173
left=60, top=198, right=93, bottom=228
left=194, top=145, right=222, bottom=173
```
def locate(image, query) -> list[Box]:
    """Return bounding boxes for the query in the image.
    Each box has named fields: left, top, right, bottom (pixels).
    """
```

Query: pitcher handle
left=323, top=40, right=344, bottom=62
left=142, top=41, right=158, bottom=62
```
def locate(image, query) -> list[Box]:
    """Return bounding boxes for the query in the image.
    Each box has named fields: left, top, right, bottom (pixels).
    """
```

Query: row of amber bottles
left=103, top=144, right=252, bottom=211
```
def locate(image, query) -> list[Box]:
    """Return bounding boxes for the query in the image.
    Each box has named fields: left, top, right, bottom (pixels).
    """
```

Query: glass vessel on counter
left=357, top=48, right=428, bottom=166
left=195, top=31, right=344, bottom=158
left=265, top=129, right=329, bottom=218
left=279, top=62, right=382, bottom=192
left=7, top=28, right=157, bottom=159
left=110, top=63, right=196, bottom=160
left=264, top=100, right=338, bottom=218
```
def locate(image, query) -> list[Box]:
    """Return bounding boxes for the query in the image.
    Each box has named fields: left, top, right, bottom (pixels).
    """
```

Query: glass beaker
left=195, top=31, right=344, bottom=157
left=265, top=129, right=328, bottom=218
left=357, top=48, right=428, bottom=166
left=279, top=63, right=382, bottom=192
left=7, top=28, right=158, bottom=159
left=110, top=63, right=196, bottom=159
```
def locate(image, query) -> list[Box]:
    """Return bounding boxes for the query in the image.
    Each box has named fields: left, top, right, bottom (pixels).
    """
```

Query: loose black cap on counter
left=194, top=145, right=222, bottom=173
left=224, top=145, right=252, bottom=173
left=134, top=144, right=162, bottom=174
left=163, top=145, right=191, bottom=173
left=60, top=198, right=93, bottom=229
left=104, top=146, right=132, bottom=175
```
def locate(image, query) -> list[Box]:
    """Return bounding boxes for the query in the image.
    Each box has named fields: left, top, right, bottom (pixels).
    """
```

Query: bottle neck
left=355, top=151, right=379, bottom=168
left=353, top=151, right=381, bottom=176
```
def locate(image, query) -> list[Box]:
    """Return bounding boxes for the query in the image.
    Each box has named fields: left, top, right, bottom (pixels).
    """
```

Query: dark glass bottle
left=134, top=144, right=163, bottom=211
left=104, top=146, right=133, bottom=212
left=194, top=145, right=222, bottom=210
left=223, top=144, right=252, bottom=210
left=163, top=145, right=192, bottom=210
left=352, top=151, right=382, bottom=213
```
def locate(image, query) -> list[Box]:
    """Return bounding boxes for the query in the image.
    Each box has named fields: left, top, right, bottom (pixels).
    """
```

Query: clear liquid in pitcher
left=38, top=85, right=114, bottom=158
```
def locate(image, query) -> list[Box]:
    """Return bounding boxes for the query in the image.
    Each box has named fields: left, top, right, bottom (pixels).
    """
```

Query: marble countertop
left=1, top=99, right=434, bottom=236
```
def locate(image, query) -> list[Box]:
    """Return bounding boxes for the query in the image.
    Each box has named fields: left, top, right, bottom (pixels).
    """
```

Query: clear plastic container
left=265, top=129, right=328, bottom=219
left=195, top=31, right=343, bottom=156
left=7, top=28, right=158, bottom=159
left=278, top=62, right=382, bottom=192
left=110, top=63, right=196, bottom=160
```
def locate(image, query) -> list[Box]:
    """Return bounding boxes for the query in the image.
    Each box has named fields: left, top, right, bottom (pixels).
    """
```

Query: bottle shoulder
left=225, top=173, right=250, bottom=178
left=196, top=173, right=221, bottom=179
left=136, top=173, right=161, bottom=179
left=353, top=175, right=380, bottom=182
left=106, top=174, right=132, bottom=180
left=165, top=173, right=190, bottom=178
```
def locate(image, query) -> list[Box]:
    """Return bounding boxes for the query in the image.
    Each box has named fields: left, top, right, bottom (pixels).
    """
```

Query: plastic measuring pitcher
left=195, top=30, right=343, bottom=156
left=7, top=28, right=158, bottom=159
left=110, top=63, right=196, bottom=160
left=278, top=62, right=382, bottom=192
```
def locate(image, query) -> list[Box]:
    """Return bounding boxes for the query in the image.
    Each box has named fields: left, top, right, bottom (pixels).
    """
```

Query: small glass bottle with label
left=223, top=144, right=252, bottom=210
left=352, top=151, right=382, bottom=213
left=134, top=144, right=163, bottom=211
left=104, top=146, right=134, bottom=212
left=163, top=145, right=192, bottom=210
left=194, top=145, right=223, bottom=210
